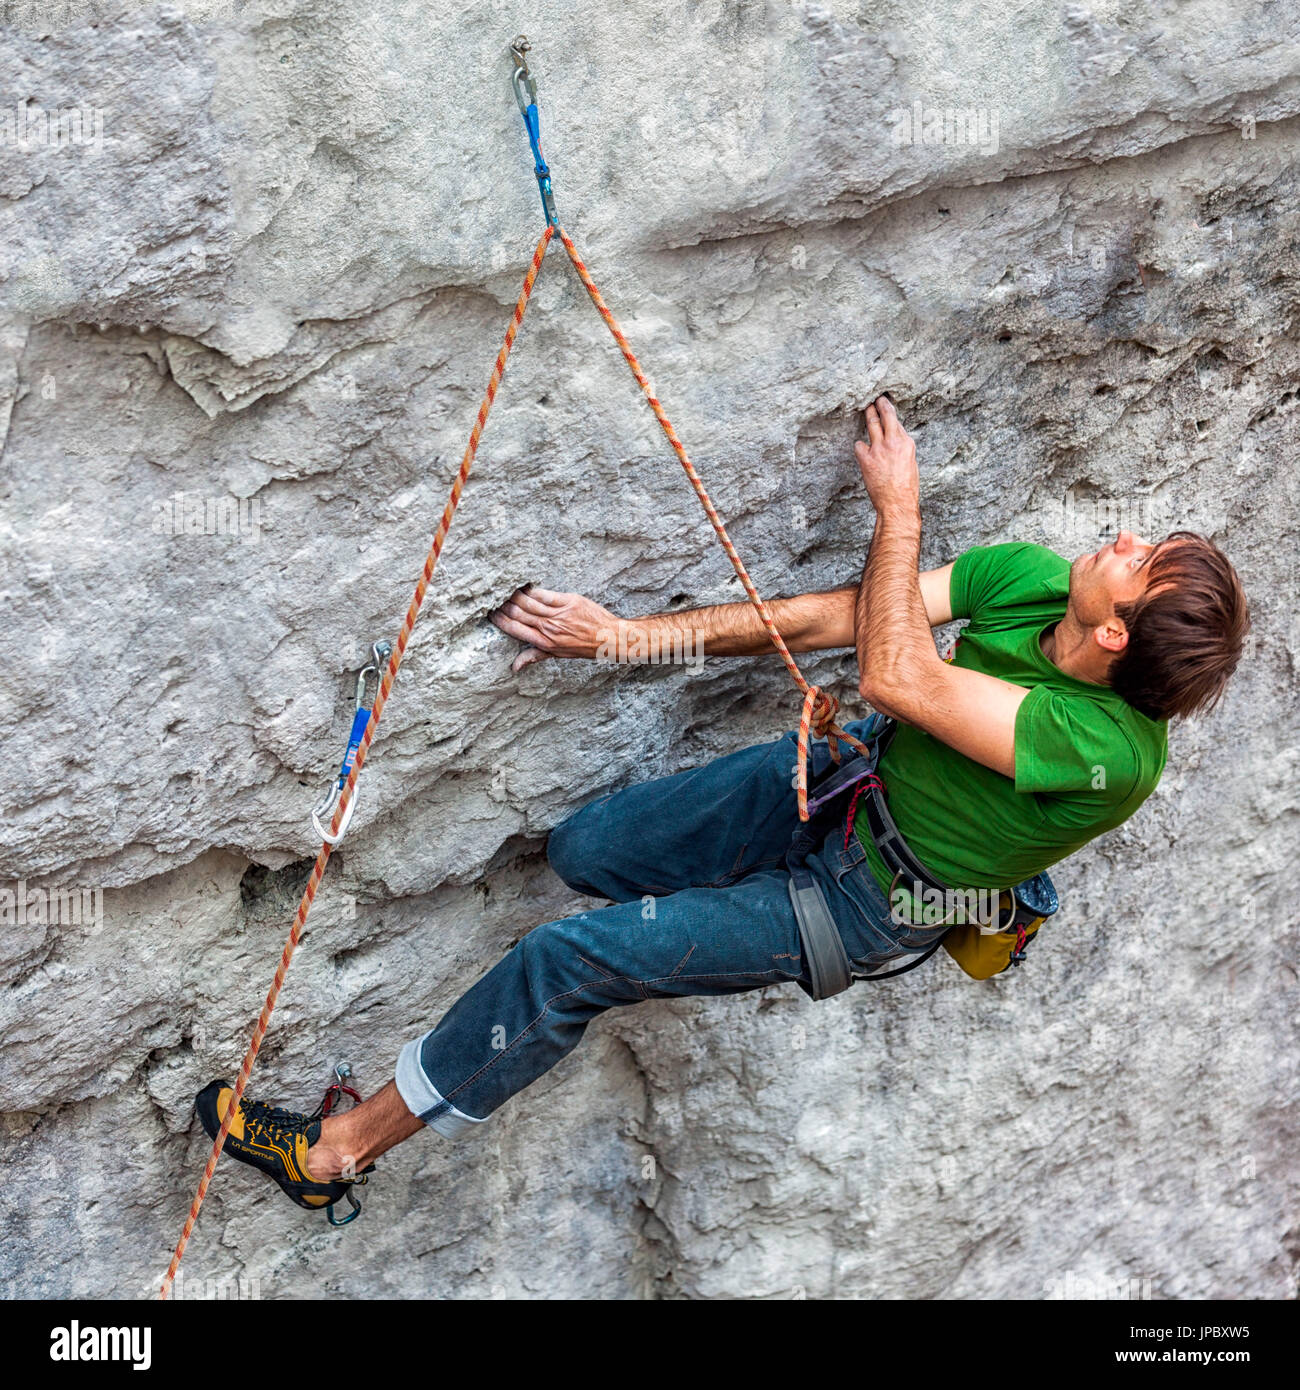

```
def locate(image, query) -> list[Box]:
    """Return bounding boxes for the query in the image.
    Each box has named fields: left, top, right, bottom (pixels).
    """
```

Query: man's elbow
left=857, top=673, right=886, bottom=709
left=859, top=654, right=939, bottom=719
left=858, top=667, right=907, bottom=718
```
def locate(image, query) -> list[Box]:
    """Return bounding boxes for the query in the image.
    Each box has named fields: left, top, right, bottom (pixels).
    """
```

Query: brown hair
left=1109, top=531, right=1250, bottom=721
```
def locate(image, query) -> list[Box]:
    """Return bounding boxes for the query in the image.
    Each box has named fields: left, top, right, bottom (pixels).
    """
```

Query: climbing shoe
left=195, top=1079, right=373, bottom=1220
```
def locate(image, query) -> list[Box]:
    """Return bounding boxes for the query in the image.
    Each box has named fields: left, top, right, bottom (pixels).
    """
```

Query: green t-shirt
left=854, top=542, right=1168, bottom=901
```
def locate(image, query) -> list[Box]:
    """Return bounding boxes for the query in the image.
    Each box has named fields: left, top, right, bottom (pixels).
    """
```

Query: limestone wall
left=1, top=1, right=1296, bottom=1299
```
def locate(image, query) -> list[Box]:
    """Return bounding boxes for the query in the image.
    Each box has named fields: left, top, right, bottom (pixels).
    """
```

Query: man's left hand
left=854, top=395, right=920, bottom=517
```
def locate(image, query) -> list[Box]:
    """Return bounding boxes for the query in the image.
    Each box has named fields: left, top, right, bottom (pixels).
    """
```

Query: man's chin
left=1065, top=552, right=1092, bottom=604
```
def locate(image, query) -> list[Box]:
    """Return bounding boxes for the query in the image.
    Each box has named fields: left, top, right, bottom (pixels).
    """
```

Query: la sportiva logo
left=49, top=1321, right=152, bottom=1370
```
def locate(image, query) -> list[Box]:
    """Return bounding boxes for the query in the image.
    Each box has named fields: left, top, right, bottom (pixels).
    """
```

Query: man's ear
left=1094, top=618, right=1129, bottom=655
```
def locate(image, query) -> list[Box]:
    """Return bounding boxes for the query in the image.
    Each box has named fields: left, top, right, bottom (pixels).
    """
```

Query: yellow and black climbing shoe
left=195, top=1080, right=373, bottom=1222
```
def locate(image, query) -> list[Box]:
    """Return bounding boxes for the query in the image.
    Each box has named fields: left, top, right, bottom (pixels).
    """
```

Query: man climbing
left=197, top=396, right=1249, bottom=1219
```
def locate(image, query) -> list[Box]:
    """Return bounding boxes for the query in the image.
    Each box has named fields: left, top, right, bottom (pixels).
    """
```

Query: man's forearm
left=622, top=587, right=857, bottom=658
left=855, top=504, right=936, bottom=708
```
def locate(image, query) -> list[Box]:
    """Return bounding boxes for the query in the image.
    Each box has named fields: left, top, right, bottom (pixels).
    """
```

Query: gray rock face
left=1, top=2, right=1297, bottom=1300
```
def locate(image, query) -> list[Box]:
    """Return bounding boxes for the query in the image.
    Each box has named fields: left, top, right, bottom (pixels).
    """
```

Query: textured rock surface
left=1, top=1, right=1297, bottom=1299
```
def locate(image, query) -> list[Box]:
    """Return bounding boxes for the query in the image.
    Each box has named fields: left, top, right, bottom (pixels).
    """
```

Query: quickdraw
left=509, top=36, right=558, bottom=227
left=161, top=35, right=869, bottom=1296
left=311, top=642, right=392, bottom=845
left=316, top=1063, right=365, bottom=1226
left=319, top=1060, right=363, bottom=1117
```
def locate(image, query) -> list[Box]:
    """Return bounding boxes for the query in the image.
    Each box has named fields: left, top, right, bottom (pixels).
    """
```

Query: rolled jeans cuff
left=395, top=1035, right=487, bottom=1140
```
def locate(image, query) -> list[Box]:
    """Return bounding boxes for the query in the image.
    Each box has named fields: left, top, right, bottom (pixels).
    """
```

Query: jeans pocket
left=706, top=842, right=788, bottom=889
left=890, top=921, right=952, bottom=952
left=705, top=842, right=751, bottom=888
left=822, top=860, right=899, bottom=968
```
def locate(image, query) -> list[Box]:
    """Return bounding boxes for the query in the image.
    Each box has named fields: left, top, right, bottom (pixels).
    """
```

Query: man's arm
left=492, top=566, right=956, bottom=672
left=854, top=397, right=1028, bottom=780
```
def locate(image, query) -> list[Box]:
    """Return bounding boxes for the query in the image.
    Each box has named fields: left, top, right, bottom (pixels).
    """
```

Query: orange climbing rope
left=555, top=227, right=869, bottom=800
left=160, top=226, right=553, bottom=1299
left=163, top=78, right=865, bottom=1302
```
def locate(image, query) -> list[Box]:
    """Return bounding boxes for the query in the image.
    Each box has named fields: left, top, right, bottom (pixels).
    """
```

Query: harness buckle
left=311, top=641, right=393, bottom=845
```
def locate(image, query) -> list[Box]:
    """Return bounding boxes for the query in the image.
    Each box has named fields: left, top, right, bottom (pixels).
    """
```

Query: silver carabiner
left=510, top=35, right=536, bottom=116
left=354, top=641, right=392, bottom=710
left=311, top=640, right=393, bottom=845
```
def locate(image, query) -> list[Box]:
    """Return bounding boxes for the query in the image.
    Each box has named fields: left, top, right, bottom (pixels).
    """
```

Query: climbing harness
left=785, top=714, right=892, bottom=999
left=311, top=642, right=392, bottom=845
left=785, top=715, right=1061, bottom=997
left=856, top=719, right=1059, bottom=949
left=161, top=35, right=871, bottom=1297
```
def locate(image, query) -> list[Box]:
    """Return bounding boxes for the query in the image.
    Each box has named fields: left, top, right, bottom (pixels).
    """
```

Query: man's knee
left=546, top=804, right=602, bottom=896
left=515, top=913, right=634, bottom=1011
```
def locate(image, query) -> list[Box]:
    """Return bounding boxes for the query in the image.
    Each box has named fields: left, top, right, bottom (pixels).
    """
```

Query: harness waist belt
left=859, top=761, right=1055, bottom=937
left=784, top=717, right=1060, bottom=997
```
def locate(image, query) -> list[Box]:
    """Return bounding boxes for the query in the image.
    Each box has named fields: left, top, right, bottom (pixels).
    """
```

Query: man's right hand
left=491, top=586, right=623, bottom=672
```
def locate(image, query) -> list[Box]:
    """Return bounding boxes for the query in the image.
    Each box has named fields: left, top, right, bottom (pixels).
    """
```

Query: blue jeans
left=395, top=719, right=948, bottom=1137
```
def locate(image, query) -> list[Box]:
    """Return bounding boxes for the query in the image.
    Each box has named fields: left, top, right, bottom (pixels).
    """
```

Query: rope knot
left=796, top=685, right=844, bottom=822
left=809, top=687, right=838, bottom=738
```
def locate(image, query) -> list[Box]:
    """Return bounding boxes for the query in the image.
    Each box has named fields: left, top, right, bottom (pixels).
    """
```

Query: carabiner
left=353, top=644, right=388, bottom=710
left=509, top=35, right=537, bottom=115
left=326, top=1185, right=362, bottom=1227
left=319, top=1061, right=363, bottom=1117
left=509, top=35, right=558, bottom=227
left=311, top=640, right=393, bottom=845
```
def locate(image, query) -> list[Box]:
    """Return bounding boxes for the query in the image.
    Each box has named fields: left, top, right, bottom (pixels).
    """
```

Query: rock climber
left=197, top=395, right=1249, bottom=1219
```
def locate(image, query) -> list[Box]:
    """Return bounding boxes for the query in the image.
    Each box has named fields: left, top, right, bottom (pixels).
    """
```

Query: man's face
left=1067, top=530, right=1163, bottom=644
